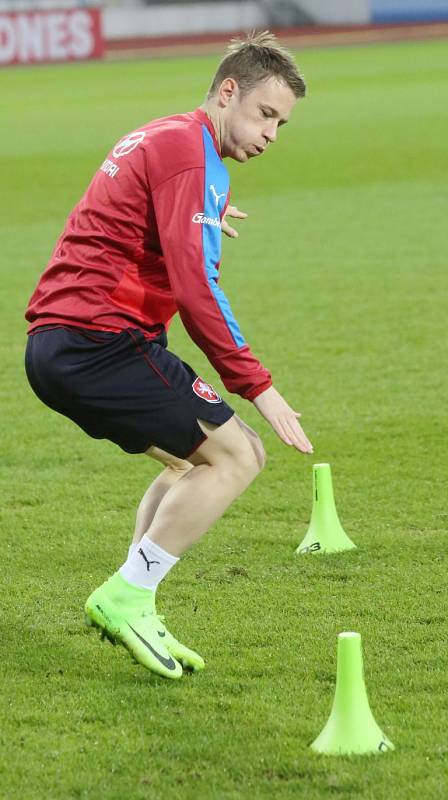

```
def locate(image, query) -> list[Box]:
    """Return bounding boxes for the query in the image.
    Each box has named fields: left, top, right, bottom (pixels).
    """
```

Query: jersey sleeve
left=152, top=167, right=272, bottom=400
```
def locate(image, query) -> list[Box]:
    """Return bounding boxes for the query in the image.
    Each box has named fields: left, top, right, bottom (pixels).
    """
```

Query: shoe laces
left=140, top=606, right=157, bottom=619
left=140, top=608, right=166, bottom=625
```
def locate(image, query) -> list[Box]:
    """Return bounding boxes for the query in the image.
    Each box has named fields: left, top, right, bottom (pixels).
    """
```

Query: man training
left=25, top=31, right=313, bottom=680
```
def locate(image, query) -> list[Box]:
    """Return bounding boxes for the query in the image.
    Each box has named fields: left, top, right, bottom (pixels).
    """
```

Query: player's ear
left=219, top=78, right=239, bottom=107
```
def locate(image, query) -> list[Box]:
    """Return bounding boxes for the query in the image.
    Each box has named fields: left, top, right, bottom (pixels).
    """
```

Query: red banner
left=0, top=8, right=103, bottom=66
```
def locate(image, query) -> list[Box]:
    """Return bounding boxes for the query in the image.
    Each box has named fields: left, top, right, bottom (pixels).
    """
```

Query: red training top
left=25, top=108, right=272, bottom=401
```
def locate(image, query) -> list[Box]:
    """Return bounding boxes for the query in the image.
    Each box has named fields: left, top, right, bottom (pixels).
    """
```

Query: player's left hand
left=221, top=205, right=248, bottom=238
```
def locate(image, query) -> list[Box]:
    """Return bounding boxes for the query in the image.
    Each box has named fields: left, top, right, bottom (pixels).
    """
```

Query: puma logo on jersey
left=210, top=184, right=226, bottom=208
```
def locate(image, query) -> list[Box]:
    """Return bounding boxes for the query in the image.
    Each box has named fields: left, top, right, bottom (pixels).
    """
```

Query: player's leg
left=132, top=452, right=193, bottom=550
left=124, top=445, right=204, bottom=672
left=77, top=335, right=262, bottom=678
left=130, top=414, right=262, bottom=551
left=25, top=327, right=264, bottom=679
left=119, top=415, right=264, bottom=671
left=142, top=415, right=264, bottom=555
left=25, top=332, right=184, bottom=679
left=234, top=413, right=266, bottom=471
left=86, top=416, right=264, bottom=677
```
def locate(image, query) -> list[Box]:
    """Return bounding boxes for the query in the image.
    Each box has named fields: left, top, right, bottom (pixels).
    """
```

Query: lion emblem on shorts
left=192, top=377, right=222, bottom=403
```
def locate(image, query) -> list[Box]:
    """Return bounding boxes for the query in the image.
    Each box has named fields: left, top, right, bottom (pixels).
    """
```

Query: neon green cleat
left=85, top=572, right=182, bottom=680
left=156, top=615, right=205, bottom=673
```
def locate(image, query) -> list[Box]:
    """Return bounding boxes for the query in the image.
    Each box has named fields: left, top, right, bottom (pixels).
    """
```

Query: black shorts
left=25, top=326, right=235, bottom=459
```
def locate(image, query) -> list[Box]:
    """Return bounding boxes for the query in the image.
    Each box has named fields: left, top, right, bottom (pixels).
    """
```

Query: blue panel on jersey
left=201, top=126, right=246, bottom=348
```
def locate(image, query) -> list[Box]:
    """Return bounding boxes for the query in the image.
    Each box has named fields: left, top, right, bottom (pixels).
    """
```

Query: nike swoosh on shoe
left=127, top=624, right=177, bottom=670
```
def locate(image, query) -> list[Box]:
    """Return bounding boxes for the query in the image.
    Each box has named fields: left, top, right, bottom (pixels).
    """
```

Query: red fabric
left=25, top=108, right=272, bottom=400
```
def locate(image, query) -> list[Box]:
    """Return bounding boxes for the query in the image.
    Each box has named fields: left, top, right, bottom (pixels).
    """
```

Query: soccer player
left=25, top=31, right=313, bottom=680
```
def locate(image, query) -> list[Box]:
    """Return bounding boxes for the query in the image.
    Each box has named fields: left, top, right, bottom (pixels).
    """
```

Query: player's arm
left=219, top=204, right=311, bottom=452
left=153, top=167, right=271, bottom=399
left=152, top=169, right=312, bottom=453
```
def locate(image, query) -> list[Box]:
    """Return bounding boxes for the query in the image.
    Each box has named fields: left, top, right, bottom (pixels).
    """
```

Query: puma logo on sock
left=138, top=548, right=160, bottom=572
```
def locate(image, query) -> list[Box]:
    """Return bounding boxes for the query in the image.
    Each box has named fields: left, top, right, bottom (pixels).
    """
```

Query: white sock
left=120, top=536, right=179, bottom=591
left=128, top=542, right=138, bottom=559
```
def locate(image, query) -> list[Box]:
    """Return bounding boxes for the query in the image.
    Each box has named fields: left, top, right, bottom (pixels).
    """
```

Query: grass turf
left=1, top=39, right=448, bottom=799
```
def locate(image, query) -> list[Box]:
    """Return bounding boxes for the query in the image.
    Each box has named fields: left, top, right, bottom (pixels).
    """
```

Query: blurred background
left=1, top=0, right=448, bottom=66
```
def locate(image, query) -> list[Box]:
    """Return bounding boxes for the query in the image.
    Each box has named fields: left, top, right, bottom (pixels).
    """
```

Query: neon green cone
left=311, top=632, right=394, bottom=755
left=296, top=463, right=356, bottom=555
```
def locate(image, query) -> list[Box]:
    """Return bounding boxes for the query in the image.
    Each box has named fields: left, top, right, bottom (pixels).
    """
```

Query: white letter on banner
left=46, top=13, right=67, bottom=60
left=70, top=11, right=93, bottom=58
left=17, top=14, right=44, bottom=62
left=0, top=16, right=15, bottom=64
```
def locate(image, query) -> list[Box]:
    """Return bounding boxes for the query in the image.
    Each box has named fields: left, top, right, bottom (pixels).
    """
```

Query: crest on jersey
left=113, top=131, right=146, bottom=158
left=192, top=378, right=222, bottom=403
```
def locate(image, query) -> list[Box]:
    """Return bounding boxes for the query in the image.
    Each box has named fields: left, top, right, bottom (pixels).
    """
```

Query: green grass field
left=1, top=39, right=448, bottom=799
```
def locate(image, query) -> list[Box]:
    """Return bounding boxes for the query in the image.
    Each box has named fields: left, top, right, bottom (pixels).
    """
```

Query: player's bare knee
left=192, top=417, right=263, bottom=483
left=247, top=432, right=266, bottom=472
left=228, top=437, right=263, bottom=486
left=234, top=415, right=266, bottom=472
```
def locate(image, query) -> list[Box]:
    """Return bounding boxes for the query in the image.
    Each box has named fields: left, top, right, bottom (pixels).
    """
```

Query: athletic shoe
left=84, top=572, right=182, bottom=680
left=156, top=615, right=205, bottom=672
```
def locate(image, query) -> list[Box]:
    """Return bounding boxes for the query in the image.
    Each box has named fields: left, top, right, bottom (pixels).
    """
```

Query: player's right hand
left=221, top=205, right=248, bottom=238
left=252, top=386, right=313, bottom=454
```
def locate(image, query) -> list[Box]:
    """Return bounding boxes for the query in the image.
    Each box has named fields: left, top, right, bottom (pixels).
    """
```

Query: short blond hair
left=208, top=30, right=306, bottom=99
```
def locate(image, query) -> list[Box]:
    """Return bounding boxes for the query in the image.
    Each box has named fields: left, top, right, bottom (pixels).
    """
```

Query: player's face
left=221, top=76, right=297, bottom=162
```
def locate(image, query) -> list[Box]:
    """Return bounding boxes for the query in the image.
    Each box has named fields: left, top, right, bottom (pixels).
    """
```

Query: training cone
left=311, top=632, right=394, bottom=755
left=296, top=463, right=356, bottom=555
